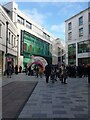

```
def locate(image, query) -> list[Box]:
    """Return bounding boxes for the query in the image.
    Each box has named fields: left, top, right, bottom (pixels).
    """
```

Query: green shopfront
left=20, top=31, right=52, bottom=68
left=68, top=43, right=76, bottom=65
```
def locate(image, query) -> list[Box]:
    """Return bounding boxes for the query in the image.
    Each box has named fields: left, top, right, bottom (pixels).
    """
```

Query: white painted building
left=52, top=38, right=66, bottom=65
left=2, top=1, right=66, bottom=68
left=56, top=38, right=66, bottom=64
left=65, top=7, right=90, bottom=66
left=3, top=1, right=56, bottom=68
left=0, top=5, right=18, bottom=75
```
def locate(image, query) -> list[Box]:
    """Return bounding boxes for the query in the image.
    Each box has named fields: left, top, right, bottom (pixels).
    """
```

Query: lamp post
left=5, top=21, right=9, bottom=70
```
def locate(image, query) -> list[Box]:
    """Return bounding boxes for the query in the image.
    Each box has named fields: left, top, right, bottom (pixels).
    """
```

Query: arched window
left=30, top=45, right=32, bottom=52
left=24, top=43, right=27, bottom=51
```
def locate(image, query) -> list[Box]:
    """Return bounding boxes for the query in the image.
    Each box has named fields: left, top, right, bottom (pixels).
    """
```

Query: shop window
left=78, top=40, right=90, bottom=53
left=68, top=44, right=76, bottom=65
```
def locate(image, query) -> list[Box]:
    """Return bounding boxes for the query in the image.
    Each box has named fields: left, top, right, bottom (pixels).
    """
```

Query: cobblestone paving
left=19, top=77, right=89, bottom=118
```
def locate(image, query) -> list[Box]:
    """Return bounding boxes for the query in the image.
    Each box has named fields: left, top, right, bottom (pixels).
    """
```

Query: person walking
left=87, top=64, right=90, bottom=83
left=51, top=66, right=56, bottom=83
left=63, top=65, right=68, bottom=84
left=39, top=67, right=43, bottom=78
left=35, top=65, right=39, bottom=78
left=7, top=64, right=12, bottom=78
left=15, top=65, right=18, bottom=75
left=45, top=63, right=51, bottom=83
left=60, top=64, right=67, bottom=84
left=25, top=64, right=28, bottom=75
left=19, top=66, right=22, bottom=73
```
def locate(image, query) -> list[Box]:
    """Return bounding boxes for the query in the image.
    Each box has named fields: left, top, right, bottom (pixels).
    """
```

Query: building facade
left=0, top=5, right=18, bottom=75
left=3, top=1, right=55, bottom=69
left=52, top=38, right=66, bottom=65
left=65, top=8, right=90, bottom=66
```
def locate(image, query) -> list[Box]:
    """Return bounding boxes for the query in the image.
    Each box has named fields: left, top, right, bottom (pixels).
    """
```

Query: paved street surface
left=2, top=73, right=39, bottom=86
left=2, top=81, right=37, bottom=119
left=19, top=76, right=89, bottom=119
left=2, top=73, right=38, bottom=119
left=1, top=73, right=89, bottom=119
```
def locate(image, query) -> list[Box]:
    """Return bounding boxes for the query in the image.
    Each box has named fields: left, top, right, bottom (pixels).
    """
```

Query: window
left=68, top=22, right=72, bottom=30
left=26, top=21, right=32, bottom=29
left=89, top=25, right=90, bottom=34
left=24, top=43, right=27, bottom=51
left=79, top=28, right=83, bottom=37
left=43, top=32, right=46, bottom=38
left=89, top=13, right=90, bottom=22
left=78, top=40, right=90, bottom=53
left=68, top=44, right=76, bottom=65
left=9, top=32, right=10, bottom=44
left=68, top=32, right=72, bottom=40
left=43, top=32, right=50, bottom=40
left=29, top=45, right=32, bottom=52
left=46, top=34, right=50, bottom=40
left=79, top=16, right=83, bottom=26
left=11, top=35, right=13, bottom=46
left=14, top=37, right=15, bottom=47
left=0, top=24, right=2, bottom=37
left=17, top=15, right=24, bottom=25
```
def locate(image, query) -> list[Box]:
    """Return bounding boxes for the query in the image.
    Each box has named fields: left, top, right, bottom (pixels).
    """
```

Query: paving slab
left=19, top=77, right=89, bottom=119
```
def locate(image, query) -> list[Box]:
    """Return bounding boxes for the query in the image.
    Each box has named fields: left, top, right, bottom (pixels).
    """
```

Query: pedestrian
left=19, top=66, right=22, bottom=73
left=35, top=65, right=39, bottom=78
left=15, top=65, right=18, bottom=75
left=60, top=64, right=67, bottom=84
left=7, top=64, right=12, bottom=78
left=39, top=67, right=43, bottom=78
left=25, top=64, right=28, bottom=75
left=45, top=63, right=51, bottom=83
left=51, top=66, right=56, bottom=83
left=87, top=64, right=90, bottom=83
left=63, top=65, right=68, bottom=84
left=28, top=65, right=31, bottom=76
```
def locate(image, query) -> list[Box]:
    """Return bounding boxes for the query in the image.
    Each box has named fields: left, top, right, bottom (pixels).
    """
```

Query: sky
left=17, top=2, right=88, bottom=41
left=1, top=0, right=89, bottom=41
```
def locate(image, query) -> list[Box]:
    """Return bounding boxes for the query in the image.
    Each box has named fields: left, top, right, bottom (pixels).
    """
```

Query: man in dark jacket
left=45, top=63, right=51, bottom=83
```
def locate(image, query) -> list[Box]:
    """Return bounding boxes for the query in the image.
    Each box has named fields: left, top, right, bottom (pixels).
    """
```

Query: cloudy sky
left=1, top=0, right=89, bottom=41
left=17, top=2, right=88, bottom=41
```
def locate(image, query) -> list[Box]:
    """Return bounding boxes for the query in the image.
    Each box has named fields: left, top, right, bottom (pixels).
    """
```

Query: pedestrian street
left=19, top=76, right=89, bottom=118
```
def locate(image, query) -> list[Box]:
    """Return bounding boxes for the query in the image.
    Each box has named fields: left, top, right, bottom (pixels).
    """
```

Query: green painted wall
left=23, top=31, right=52, bottom=67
